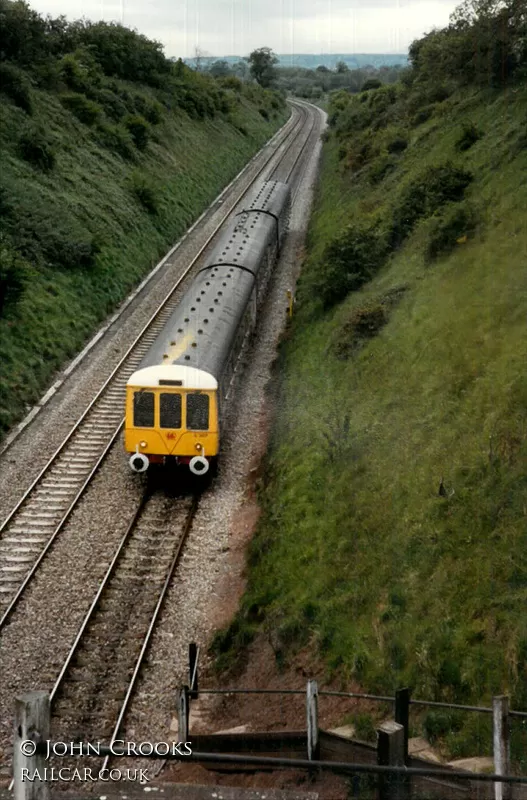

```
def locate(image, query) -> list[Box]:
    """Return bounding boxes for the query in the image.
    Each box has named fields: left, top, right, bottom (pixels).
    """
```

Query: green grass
left=212, top=84, right=527, bottom=764
left=0, top=80, right=288, bottom=434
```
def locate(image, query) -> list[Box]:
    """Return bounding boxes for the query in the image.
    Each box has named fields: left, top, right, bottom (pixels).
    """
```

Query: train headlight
left=140, top=440, right=147, bottom=448
left=195, top=443, right=202, bottom=451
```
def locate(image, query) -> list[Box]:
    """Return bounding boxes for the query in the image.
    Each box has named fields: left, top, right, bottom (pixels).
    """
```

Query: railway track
left=0, top=101, right=312, bottom=628
left=48, top=489, right=197, bottom=744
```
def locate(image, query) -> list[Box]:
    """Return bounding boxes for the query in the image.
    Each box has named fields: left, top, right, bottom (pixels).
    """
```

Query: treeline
left=302, top=0, right=526, bottom=313
left=274, top=64, right=403, bottom=99
left=0, top=0, right=285, bottom=316
left=201, top=57, right=404, bottom=99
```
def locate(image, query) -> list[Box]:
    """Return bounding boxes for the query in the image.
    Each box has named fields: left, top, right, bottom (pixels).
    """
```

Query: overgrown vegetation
left=212, top=0, right=527, bottom=768
left=0, top=0, right=287, bottom=435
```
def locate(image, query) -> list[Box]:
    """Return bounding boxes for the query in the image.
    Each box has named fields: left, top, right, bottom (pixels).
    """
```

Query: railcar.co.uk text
left=19, top=739, right=192, bottom=783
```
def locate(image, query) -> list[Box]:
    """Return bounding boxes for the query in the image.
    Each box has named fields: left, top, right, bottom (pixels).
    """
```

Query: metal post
left=189, top=643, right=199, bottom=700
left=493, top=695, right=511, bottom=800
left=395, top=687, right=410, bottom=763
left=378, top=721, right=408, bottom=800
left=306, top=680, right=319, bottom=761
left=176, top=685, right=190, bottom=741
left=14, top=691, right=50, bottom=800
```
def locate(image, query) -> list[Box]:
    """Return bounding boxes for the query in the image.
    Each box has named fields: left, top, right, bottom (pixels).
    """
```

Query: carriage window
left=133, top=391, right=154, bottom=427
left=187, top=393, right=209, bottom=430
left=160, top=393, right=181, bottom=429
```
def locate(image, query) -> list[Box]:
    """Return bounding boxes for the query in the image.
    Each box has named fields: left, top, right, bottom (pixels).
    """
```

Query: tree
left=361, top=78, right=382, bottom=91
left=335, top=60, right=349, bottom=73
left=247, top=46, right=278, bottom=87
left=209, top=59, right=231, bottom=78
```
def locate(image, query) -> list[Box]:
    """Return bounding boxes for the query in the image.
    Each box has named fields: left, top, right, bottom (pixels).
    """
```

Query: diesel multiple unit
left=125, top=180, right=291, bottom=475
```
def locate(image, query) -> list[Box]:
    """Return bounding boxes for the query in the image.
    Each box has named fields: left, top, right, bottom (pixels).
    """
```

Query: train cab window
left=187, top=393, right=209, bottom=430
left=160, top=393, right=182, bottom=429
left=133, top=391, right=154, bottom=427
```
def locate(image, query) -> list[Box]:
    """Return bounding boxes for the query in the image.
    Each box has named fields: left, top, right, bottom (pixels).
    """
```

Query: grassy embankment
left=213, top=59, right=527, bottom=763
left=0, top=7, right=288, bottom=436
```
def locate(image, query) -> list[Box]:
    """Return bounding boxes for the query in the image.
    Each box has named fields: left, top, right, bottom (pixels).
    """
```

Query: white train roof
left=127, top=364, right=218, bottom=390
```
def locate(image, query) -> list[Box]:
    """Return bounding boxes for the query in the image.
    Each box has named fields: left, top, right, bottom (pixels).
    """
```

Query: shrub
left=124, top=114, right=150, bottom=150
left=130, top=172, right=158, bottom=213
left=411, top=105, right=435, bottom=126
left=334, top=301, right=389, bottom=360
left=426, top=202, right=479, bottom=261
left=390, top=162, right=473, bottom=248
left=95, top=88, right=128, bottom=120
left=361, top=78, right=382, bottom=92
left=219, top=75, right=242, bottom=91
left=58, top=49, right=103, bottom=95
left=17, top=127, right=56, bottom=170
left=259, top=107, right=269, bottom=119
left=95, top=122, right=135, bottom=159
left=353, top=714, right=377, bottom=743
left=0, top=62, right=32, bottom=113
left=368, top=155, right=397, bottom=185
left=423, top=709, right=465, bottom=744
left=455, top=121, right=482, bottom=152
left=311, top=223, right=388, bottom=310
left=133, top=94, right=163, bottom=124
left=0, top=234, right=32, bottom=314
left=11, top=209, right=100, bottom=270
left=386, top=135, right=408, bottom=154
left=60, top=92, right=102, bottom=125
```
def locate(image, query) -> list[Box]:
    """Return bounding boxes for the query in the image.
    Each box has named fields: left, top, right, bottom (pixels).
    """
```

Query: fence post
left=395, top=687, right=410, bottom=763
left=493, top=695, right=511, bottom=800
left=377, top=721, right=408, bottom=800
left=189, top=643, right=199, bottom=700
left=14, top=691, right=50, bottom=800
left=306, top=679, right=319, bottom=761
left=176, top=685, right=190, bottom=741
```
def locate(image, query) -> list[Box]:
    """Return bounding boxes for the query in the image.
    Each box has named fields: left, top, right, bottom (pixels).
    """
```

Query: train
left=125, top=180, right=291, bottom=475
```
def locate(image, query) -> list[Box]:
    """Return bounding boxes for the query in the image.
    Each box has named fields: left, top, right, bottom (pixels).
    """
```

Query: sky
left=28, top=0, right=460, bottom=59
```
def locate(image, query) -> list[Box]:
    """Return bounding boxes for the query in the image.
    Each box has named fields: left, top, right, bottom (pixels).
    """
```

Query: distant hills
left=184, top=53, right=408, bottom=70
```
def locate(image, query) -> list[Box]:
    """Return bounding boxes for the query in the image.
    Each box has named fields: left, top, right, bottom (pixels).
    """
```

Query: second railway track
left=0, top=101, right=314, bottom=628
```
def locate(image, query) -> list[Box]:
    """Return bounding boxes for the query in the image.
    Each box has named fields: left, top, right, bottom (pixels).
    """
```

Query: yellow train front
left=125, top=180, right=291, bottom=475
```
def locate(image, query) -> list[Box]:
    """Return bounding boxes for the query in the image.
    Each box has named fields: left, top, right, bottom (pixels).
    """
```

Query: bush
left=58, top=49, right=103, bottom=94
left=124, top=114, right=150, bottom=150
left=426, top=202, right=479, bottom=261
left=390, top=162, right=473, bottom=248
left=386, top=135, right=408, bottom=154
left=353, top=714, right=377, bottom=743
left=95, top=121, right=135, bottom=159
left=411, top=105, right=435, bottom=126
left=219, top=75, right=242, bottom=91
left=310, top=223, right=388, bottom=310
left=17, top=127, right=56, bottom=170
left=130, top=172, right=158, bottom=213
left=60, top=92, right=102, bottom=125
left=423, top=709, right=465, bottom=744
left=10, top=208, right=101, bottom=270
left=0, top=235, right=32, bottom=314
left=133, top=94, right=163, bottom=124
left=0, top=62, right=32, bottom=112
left=361, top=78, right=382, bottom=92
left=95, top=88, right=128, bottom=120
left=368, top=155, right=397, bottom=185
left=259, top=107, right=269, bottom=119
left=334, top=301, right=389, bottom=359
left=455, top=121, right=482, bottom=152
